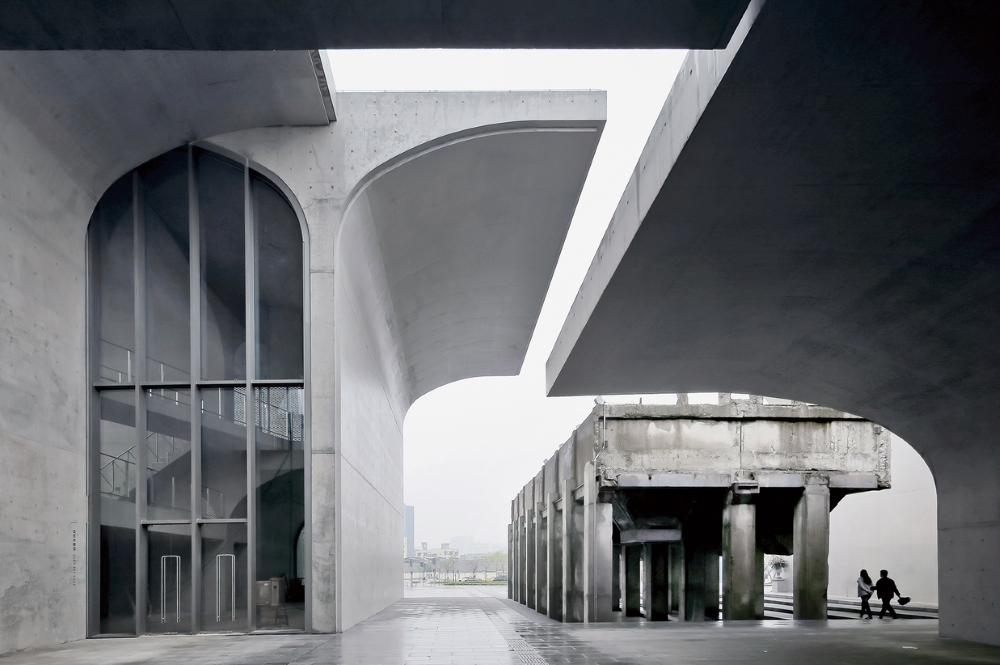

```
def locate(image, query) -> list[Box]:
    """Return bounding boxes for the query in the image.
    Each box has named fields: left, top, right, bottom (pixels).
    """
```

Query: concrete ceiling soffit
left=546, top=0, right=764, bottom=396
left=354, top=121, right=603, bottom=402
left=1, top=0, right=751, bottom=50
left=0, top=50, right=331, bottom=198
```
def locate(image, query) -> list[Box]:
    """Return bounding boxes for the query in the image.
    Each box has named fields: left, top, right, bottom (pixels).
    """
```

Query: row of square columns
left=513, top=477, right=831, bottom=622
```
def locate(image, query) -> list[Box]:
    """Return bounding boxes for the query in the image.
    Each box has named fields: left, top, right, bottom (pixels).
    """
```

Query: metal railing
left=100, top=446, right=136, bottom=498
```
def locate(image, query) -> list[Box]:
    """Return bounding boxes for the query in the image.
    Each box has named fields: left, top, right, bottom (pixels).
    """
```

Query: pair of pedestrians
left=856, top=569, right=907, bottom=619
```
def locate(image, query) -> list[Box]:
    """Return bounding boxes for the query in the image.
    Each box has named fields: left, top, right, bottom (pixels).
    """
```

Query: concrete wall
left=206, top=90, right=604, bottom=633
left=0, top=71, right=604, bottom=651
left=0, top=64, right=94, bottom=655
left=828, top=435, right=938, bottom=605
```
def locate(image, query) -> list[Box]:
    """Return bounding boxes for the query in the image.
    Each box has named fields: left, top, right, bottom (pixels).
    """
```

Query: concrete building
left=509, top=395, right=889, bottom=622
left=0, top=48, right=604, bottom=653
left=543, top=0, right=1000, bottom=647
left=3, top=0, right=999, bottom=654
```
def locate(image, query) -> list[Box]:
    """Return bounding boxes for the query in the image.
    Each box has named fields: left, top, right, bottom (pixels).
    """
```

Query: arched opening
left=87, top=146, right=307, bottom=636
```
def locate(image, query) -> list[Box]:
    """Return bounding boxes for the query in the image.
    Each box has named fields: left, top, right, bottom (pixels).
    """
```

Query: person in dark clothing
left=874, top=569, right=900, bottom=618
left=857, top=569, right=874, bottom=619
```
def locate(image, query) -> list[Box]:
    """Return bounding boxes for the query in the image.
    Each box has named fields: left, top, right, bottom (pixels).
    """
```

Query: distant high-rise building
left=404, top=505, right=415, bottom=559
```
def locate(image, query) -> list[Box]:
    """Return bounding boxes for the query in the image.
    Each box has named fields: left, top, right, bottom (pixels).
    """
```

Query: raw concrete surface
left=545, top=0, right=1000, bottom=646
left=2, top=586, right=997, bottom=665
left=0, top=0, right=750, bottom=50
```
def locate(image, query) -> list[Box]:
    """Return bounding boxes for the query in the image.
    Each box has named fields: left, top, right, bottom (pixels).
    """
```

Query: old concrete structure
left=544, top=0, right=1000, bottom=647
left=509, top=395, right=889, bottom=622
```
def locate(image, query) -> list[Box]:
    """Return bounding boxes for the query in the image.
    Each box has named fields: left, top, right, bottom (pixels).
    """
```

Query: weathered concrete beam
left=620, top=529, right=682, bottom=544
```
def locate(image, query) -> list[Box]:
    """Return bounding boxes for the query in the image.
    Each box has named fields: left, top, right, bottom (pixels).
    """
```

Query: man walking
left=874, top=569, right=901, bottom=619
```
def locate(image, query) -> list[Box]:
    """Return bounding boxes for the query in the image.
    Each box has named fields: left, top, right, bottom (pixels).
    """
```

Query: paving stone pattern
left=2, top=587, right=998, bottom=664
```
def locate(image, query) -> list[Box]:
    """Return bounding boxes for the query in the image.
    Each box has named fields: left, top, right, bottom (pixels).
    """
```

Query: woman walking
left=857, top=569, right=874, bottom=619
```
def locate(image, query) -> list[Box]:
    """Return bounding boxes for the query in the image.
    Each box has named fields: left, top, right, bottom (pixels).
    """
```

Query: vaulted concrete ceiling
left=349, top=121, right=604, bottom=401
left=546, top=3, right=999, bottom=639
left=1, top=0, right=750, bottom=50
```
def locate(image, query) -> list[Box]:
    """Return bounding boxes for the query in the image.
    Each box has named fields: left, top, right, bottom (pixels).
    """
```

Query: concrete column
left=624, top=545, right=641, bottom=616
left=562, top=478, right=584, bottom=622
left=546, top=492, right=563, bottom=621
left=793, top=482, right=830, bottom=620
left=705, top=552, right=720, bottom=619
left=684, top=547, right=706, bottom=622
left=755, top=546, right=765, bottom=619
left=582, top=461, right=614, bottom=622
left=649, top=543, right=670, bottom=620
left=526, top=508, right=536, bottom=610
left=536, top=504, right=547, bottom=615
left=612, top=544, right=622, bottom=612
left=517, top=510, right=528, bottom=605
left=722, top=492, right=757, bottom=620
left=641, top=544, right=652, bottom=618
left=508, top=523, right=513, bottom=600
left=669, top=541, right=685, bottom=620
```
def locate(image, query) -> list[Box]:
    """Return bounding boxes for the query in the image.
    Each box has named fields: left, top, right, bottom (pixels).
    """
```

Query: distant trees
left=488, top=551, right=507, bottom=577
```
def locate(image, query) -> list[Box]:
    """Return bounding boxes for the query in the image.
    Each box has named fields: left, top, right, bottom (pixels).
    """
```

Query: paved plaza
left=2, top=587, right=998, bottom=665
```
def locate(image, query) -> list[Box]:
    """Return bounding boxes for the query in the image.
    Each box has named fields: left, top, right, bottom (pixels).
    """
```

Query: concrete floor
left=3, top=587, right=998, bottom=665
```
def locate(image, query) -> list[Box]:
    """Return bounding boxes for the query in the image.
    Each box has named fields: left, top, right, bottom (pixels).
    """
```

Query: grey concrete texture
left=595, top=400, right=890, bottom=487
left=545, top=0, right=1000, bottom=645
left=4, top=587, right=997, bottom=665
left=0, top=0, right=750, bottom=50
left=0, top=48, right=606, bottom=655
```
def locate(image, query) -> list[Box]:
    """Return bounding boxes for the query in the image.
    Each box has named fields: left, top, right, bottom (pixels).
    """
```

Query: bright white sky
left=329, top=50, right=687, bottom=552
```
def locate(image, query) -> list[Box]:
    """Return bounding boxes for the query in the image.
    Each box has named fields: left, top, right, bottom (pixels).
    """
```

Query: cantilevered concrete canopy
left=2, top=0, right=750, bottom=50
left=353, top=125, right=602, bottom=400
left=546, top=0, right=1000, bottom=646
left=0, top=50, right=332, bottom=199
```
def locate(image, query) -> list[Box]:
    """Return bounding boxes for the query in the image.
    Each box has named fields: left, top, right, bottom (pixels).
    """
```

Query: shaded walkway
left=2, top=587, right=997, bottom=664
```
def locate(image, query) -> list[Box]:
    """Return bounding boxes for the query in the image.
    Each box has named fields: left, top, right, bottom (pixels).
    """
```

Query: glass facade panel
left=201, top=387, right=248, bottom=520
left=146, top=524, right=192, bottom=634
left=146, top=388, right=192, bottom=520
left=143, top=148, right=191, bottom=382
left=98, top=389, right=136, bottom=634
left=254, top=176, right=304, bottom=380
left=90, top=148, right=306, bottom=637
left=96, top=175, right=135, bottom=384
left=199, top=151, right=246, bottom=380
left=201, top=522, right=248, bottom=632
left=255, top=387, right=305, bottom=630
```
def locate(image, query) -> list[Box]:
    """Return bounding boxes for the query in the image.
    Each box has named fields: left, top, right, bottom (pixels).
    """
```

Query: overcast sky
left=329, top=50, right=687, bottom=551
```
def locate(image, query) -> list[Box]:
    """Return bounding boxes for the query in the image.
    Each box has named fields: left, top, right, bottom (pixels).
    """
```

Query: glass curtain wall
left=89, top=146, right=306, bottom=637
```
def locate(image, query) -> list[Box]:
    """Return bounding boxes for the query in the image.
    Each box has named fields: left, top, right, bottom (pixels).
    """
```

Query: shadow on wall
left=828, top=435, right=938, bottom=605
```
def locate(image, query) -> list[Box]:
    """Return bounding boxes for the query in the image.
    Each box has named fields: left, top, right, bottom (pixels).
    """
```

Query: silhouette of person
left=874, top=569, right=901, bottom=619
left=857, top=569, right=874, bottom=619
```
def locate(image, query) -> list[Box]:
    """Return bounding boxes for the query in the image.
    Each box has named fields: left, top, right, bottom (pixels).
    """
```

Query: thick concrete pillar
left=684, top=548, right=706, bottom=622
left=562, top=478, right=584, bottom=622
left=649, top=543, right=670, bottom=620
left=641, top=544, right=652, bottom=618
left=624, top=545, right=641, bottom=616
left=536, top=504, right=547, bottom=615
left=612, top=544, right=622, bottom=612
left=722, top=492, right=758, bottom=620
left=583, top=462, right=614, bottom=622
left=669, top=541, right=685, bottom=620
left=517, top=508, right=528, bottom=605
left=755, top=546, right=765, bottom=619
left=508, top=522, right=514, bottom=600
left=793, top=482, right=830, bottom=620
left=705, top=552, right=720, bottom=619
left=546, top=493, right=563, bottom=621
left=526, top=508, right=536, bottom=609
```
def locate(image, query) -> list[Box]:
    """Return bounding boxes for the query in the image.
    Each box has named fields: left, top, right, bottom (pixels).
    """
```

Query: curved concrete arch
left=546, top=0, right=1000, bottom=646
left=337, top=122, right=602, bottom=407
